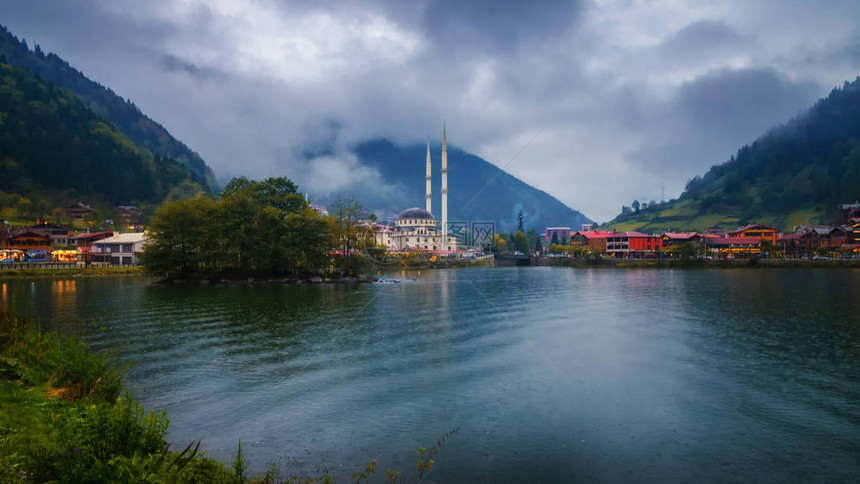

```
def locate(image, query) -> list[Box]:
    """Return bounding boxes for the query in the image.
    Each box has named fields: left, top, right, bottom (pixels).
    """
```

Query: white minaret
left=425, top=138, right=432, bottom=213
left=441, top=121, right=448, bottom=252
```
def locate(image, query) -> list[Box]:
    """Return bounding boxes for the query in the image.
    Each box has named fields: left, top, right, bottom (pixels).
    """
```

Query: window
left=122, top=244, right=133, bottom=253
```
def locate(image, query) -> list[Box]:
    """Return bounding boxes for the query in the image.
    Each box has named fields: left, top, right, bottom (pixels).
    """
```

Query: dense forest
left=607, top=77, right=860, bottom=232
left=0, top=24, right=217, bottom=192
left=0, top=59, right=206, bottom=207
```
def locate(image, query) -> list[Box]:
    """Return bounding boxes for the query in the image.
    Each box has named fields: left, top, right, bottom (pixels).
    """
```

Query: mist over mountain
left=309, top=139, right=591, bottom=234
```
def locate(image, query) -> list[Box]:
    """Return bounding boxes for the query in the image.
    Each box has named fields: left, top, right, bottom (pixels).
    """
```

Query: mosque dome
left=397, top=207, right=434, bottom=220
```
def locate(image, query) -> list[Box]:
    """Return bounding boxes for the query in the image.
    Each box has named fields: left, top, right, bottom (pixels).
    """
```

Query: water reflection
left=1, top=269, right=858, bottom=482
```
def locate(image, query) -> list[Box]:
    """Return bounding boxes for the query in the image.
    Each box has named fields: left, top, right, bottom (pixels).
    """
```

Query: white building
left=384, top=207, right=458, bottom=252
left=377, top=123, right=458, bottom=253
left=92, top=232, right=147, bottom=265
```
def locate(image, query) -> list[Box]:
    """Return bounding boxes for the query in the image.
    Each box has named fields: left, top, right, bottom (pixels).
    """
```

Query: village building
left=727, top=224, right=780, bottom=245
left=705, top=236, right=761, bottom=257
left=70, top=231, right=113, bottom=262
left=706, top=225, right=725, bottom=236
left=0, top=222, right=8, bottom=248
left=543, top=227, right=571, bottom=244
left=605, top=231, right=662, bottom=258
left=840, top=202, right=860, bottom=225
left=7, top=229, right=52, bottom=256
left=851, top=220, right=860, bottom=244
left=660, top=232, right=702, bottom=257
left=92, top=232, right=147, bottom=265
left=27, top=222, right=72, bottom=247
left=65, top=202, right=94, bottom=219
left=661, top=232, right=701, bottom=246
left=372, top=224, right=392, bottom=247
left=570, top=230, right=611, bottom=252
left=782, top=225, right=851, bottom=253
left=797, top=225, right=849, bottom=249
left=117, top=206, right=140, bottom=228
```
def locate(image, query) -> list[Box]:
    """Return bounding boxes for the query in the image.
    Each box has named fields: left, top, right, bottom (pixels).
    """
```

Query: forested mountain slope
left=0, top=24, right=217, bottom=192
left=0, top=60, right=205, bottom=208
left=606, top=77, right=860, bottom=232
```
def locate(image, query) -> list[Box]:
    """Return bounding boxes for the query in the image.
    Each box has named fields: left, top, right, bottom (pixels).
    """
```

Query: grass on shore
left=0, top=266, right=145, bottom=279
left=0, top=311, right=454, bottom=483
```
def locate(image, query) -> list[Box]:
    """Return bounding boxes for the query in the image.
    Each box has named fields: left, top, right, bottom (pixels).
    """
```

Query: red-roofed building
left=660, top=232, right=702, bottom=257
left=70, top=231, right=113, bottom=261
left=787, top=225, right=850, bottom=252
left=840, top=202, right=860, bottom=225
left=606, top=231, right=662, bottom=258
left=727, top=224, right=779, bottom=245
left=661, top=232, right=700, bottom=246
left=571, top=230, right=612, bottom=252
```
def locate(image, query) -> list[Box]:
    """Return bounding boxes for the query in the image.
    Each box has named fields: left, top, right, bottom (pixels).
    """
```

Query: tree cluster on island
left=142, top=177, right=374, bottom=281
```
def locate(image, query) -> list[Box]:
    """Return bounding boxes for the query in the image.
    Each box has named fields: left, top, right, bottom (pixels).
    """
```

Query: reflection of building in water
left=52, top=280, right=77, bottom=296
left=376, top=123, right=458, bottom=253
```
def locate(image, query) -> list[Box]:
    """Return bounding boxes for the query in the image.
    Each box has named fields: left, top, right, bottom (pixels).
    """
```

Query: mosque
left=378, top=123, right=458, bottom=253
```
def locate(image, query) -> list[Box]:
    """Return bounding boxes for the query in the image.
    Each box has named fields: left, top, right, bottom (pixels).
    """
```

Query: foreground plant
left=1, top=312, right=458, bottom=483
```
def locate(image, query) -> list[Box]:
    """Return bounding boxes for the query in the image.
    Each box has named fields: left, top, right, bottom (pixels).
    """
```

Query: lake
left=2, top=267, right=859, bottom=482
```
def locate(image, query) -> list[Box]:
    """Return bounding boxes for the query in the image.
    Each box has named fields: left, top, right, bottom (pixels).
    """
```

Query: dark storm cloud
left=420, top=0, right=583, bottom=53
left=675, top=67, right=818, bottom=140
left=0, top=0, right=858, bottom=221
left=656, top=20, right=748, bottom=65
left=627, top=67, right=820, bottom=182
left=161, top=54, right=227, bottom=79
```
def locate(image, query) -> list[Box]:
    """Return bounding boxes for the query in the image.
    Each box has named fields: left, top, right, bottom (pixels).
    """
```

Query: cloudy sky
left=2, top=0, right=859, bottom=221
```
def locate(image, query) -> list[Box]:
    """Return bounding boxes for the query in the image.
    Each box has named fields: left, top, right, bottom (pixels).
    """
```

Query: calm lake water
left=2, top=267, right=859, bottom=482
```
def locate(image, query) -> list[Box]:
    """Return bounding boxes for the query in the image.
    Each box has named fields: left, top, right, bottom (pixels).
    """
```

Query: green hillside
left=0, top=24, right=217, bottom=192
left=0, top=59, right=205, bottom=223
left=606, top=77, right=860, bottom=233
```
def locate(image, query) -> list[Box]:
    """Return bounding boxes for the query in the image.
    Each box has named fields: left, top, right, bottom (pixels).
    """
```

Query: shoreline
left=1, top=258, right=857, bottom=282
left=534, top=257, right=860, bottom=269
left=0, top=266, right=145, bottom=279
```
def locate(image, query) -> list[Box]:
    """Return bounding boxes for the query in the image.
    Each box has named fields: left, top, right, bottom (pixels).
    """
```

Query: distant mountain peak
left=308, top=138, right=590, bottom=233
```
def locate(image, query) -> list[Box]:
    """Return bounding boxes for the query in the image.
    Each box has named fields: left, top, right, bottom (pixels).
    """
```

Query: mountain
left=0, top=24, right=217, bottom=192
left=0, top=59, right=205, bottom=209
left=605, top=77, right=860, bottom=233
left=315, top=139, right=590, bottom=234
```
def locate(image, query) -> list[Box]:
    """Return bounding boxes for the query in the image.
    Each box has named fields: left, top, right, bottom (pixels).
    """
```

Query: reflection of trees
left=674, top=270, right=860, bottom=365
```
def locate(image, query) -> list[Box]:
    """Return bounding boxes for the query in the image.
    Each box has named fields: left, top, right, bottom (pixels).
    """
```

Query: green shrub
left=27, top=393, right=170, bottom=482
